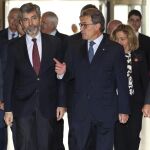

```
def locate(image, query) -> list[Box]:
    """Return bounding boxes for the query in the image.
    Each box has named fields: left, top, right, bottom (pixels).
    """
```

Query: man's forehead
left=22, top=11, right=37, bottom=17
left=80, top=16, right=91, bottom=21
left=129, top=15, right=141, bottom=20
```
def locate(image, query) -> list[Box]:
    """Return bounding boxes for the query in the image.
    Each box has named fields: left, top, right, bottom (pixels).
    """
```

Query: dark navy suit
left=0, top=38, right=6, bottom=150
left=54, top=30, right=68, bottom=150
left=4, top=33, right=66, bottom=150
left=65, top=34, right=130, bottom=150
left=138, top=33, right=150, bottom=73
left=0, top=28, right=9, bottom=40
left=114, top=49, right=149, bottom=150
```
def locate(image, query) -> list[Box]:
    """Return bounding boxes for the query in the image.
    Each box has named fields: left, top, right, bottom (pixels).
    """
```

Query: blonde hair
left=111, top=24, right=139, bottom=52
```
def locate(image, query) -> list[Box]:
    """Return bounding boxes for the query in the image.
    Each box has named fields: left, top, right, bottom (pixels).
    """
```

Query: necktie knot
left=32, top=38, right=37, bottom=43
left=12, top=33, right=15, bottom=39
left=89, top=41, right=95, bottom=47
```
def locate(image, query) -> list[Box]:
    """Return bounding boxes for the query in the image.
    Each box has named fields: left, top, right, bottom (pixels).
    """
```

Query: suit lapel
left=39, top=34, right=51, bottom=75
left=90, top=35, right=108, bottom=64
left=21, top=36, right=37, bottom=75
left=81, top=40, right=88, bottom=58
left=22, top=36, right=32, bottom=67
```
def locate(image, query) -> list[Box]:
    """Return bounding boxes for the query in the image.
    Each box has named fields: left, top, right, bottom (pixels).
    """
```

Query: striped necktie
left=88, top=41, right=95, bottom=63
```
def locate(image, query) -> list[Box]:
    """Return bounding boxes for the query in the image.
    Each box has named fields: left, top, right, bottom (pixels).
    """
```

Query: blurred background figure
left=0, top=7, right=20, bottom=150
left=71, top=24, right=78, bottom=34
left=41, top=11, right=68, bottom=58
left=111, top=24, right=149, bottom=150
left=0, top=8, right=20, bottom=40
left=128, top=9, right=150, bottom=75
left=107, top=20, right=122, bottom=35
left=41, top=11, right=68, bottom=150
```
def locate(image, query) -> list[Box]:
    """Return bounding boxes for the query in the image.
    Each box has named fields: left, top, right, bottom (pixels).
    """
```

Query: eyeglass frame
left=79, top=23, right=96, bottom=29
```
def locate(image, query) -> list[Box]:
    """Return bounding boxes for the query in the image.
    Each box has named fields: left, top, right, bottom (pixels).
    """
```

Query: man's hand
left=4, top=112, right=13, bottom=126
left=142, top=104, right=150, bottom=117
left=56, top=107, right=66, bottom=121
left=0, top=101, right=4, bottom=110
left=118, top=114, right=129, bottom=124
left=53, top=58, right=66, bottom=75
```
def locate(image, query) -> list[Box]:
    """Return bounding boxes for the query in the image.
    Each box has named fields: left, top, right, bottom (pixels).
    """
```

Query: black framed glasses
left=79, top=23, right=94, bottom=29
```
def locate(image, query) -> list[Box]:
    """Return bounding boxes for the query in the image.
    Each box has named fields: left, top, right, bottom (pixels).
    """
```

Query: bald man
left=107, top=20, right=122, bottom=34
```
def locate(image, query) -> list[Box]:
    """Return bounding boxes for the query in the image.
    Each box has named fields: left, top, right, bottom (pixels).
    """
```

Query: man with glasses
left=54, top=8, right=130, bottom=150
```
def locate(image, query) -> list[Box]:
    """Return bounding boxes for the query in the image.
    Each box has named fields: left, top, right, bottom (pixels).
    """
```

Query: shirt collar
left=88, top=34, right=104, bottom=45
left=26, top=32, right=41, bottom=43
left=50, top=30, right=57, bottom=36
left=8, top=28, right=18, bottom=39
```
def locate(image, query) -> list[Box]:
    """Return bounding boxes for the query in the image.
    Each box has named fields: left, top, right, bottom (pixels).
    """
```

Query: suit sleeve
left=55, top=38, right=67, bottom=107
left=0, top=59, right=3, bottom=100
left=3, top=44, right=15, bottom=112
left=114, top=45, right=130, bottom=114
left=145, top=82, right=150, bottom=104
left=139, top=52, right=149, bottom=96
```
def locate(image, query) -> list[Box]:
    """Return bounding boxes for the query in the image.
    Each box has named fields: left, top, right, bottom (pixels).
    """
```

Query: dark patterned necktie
left=32, top=38, right=40, bottom=75
left=88, top=41, right=95, bottom=63
left=12, top=33, right=15, bottom=39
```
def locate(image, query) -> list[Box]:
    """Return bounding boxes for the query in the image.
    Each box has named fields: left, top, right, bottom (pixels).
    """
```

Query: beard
left=25, top=25, right=40, bottom=37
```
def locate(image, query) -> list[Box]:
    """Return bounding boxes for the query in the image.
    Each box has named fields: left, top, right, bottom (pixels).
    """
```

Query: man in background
left=128, top=9, right=150, bottom=73
left=107, top=20, right=122, bottom=35
left=0, top=8, right=20, bottom=40
left=41, top=11, right=68, bottom=150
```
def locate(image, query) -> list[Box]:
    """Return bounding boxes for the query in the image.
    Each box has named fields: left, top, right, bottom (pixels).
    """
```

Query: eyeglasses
left=79, top=23, right=94, bottom=29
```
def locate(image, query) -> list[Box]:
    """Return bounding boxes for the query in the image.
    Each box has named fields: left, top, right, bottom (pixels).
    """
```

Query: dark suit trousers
left=55, top=119, right=65, bottom=150
left=114, top=101, right=143, bottom=150
left=0, top=127, right=7, bottom=150
left=14, top=110, right=57, bottom=150
left=68, top=120, right=114, bottom=150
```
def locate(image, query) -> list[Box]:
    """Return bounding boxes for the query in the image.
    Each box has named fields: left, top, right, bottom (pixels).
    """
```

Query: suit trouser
left=14, top=110, right=57, bottom=150
left=68, top=119, right=114, bottom=150
left=55, top=119, right=65, bottom=150
left=114, top=103, right=143, bottom=150
left=0, top=127, right=7, bottom=150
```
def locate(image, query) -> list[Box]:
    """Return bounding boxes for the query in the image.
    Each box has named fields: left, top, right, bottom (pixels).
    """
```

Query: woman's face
left=115, top=31, right=129, bottom=52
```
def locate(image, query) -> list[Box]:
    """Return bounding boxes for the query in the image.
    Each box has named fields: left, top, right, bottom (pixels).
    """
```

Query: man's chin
left=26, top=30, right=39, bottom=37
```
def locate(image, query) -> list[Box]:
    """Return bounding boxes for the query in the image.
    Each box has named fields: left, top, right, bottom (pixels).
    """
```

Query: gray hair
left=8, top=8, right=20, bottom=18
left=42, top=11, right=58, bottom=27
left=19, top=3, right=41, bottom=20
left=80, top=8, right=105, bottom=32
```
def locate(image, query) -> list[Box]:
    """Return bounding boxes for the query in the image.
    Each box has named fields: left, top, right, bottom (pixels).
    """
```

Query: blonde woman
left=111, top=24, right=149, bottom=150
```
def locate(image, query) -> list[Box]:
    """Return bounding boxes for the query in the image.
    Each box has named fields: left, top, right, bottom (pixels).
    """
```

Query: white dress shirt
left=26, top=32, right=42, bottom=66
left=8, top=28, right=18, bottom=40
left=88, top=34, right=103, bottom=54
left=50, top=30, right=57, bottom=36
